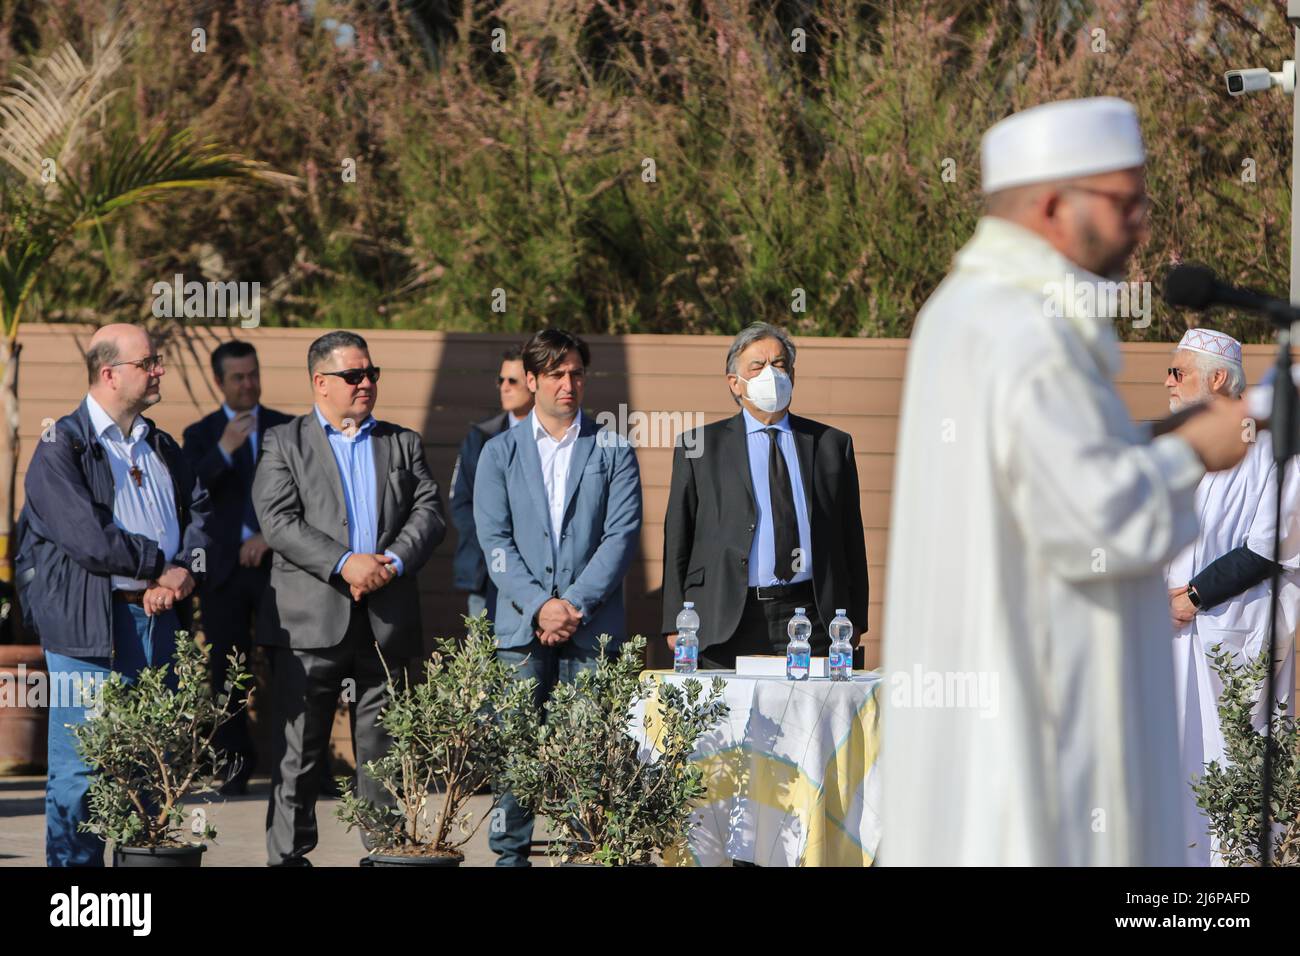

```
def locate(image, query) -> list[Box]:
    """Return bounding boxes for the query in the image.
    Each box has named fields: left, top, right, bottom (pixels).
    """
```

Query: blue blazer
left=473, top=413, right=642, bottom=651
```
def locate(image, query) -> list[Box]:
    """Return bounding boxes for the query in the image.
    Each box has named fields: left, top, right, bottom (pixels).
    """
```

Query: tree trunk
left=0, top=338, right=21, bottom=585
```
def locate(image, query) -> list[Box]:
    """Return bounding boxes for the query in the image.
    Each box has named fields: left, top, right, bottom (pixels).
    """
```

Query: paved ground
left=0, top=775, right=512, bottom=867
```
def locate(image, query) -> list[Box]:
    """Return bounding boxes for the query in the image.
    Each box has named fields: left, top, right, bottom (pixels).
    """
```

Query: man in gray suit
left=253, top=330, right=445, bottom=866
left=474, top=328, right=642, bottom=865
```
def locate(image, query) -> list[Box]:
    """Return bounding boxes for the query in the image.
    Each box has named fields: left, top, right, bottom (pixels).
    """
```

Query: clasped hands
left=535, top=597, right=582, bottom=646
left=1168, top=586, right=1197, bottom=627
left=143, top=564, right=196, bottom=616
left=341, top=552, right=398, bottom=602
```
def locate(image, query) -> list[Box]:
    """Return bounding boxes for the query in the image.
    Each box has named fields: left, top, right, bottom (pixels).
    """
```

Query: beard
left=1169, top=384, right=1211, bottom=413
left=1079, top=220, right=1137, bottom=280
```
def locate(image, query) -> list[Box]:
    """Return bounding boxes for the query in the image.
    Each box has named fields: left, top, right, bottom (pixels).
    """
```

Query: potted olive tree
left=73, top=632, right=252, bottom=867
left=336, top=613, right=538, bottom=867
left=506, top=635, right=729, bottom=866
left=1193, top=644, right=1300, bottom=866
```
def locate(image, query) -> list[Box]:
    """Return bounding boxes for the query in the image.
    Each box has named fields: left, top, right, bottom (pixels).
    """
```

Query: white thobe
left=1165, top=432, right=1300, bottom=865
left=881, top=216, right=1203, bottom=865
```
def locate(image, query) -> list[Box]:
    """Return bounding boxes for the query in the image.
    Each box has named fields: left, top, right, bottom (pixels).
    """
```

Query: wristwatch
left=1186, top=585, right=1202, bottom=609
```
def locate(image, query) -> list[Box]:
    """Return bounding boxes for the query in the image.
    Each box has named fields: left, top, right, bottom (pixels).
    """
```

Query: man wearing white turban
left=882, top=98, right=1253, bottom=865
left=1164, top=329, right=1300, bottom=865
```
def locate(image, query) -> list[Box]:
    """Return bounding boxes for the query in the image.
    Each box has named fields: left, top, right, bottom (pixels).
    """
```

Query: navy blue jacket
left=16, top=399, right=214, bottom=657
left=450, top=412, right=512, bottom=594
left=181, top=404, right=292, bottom=590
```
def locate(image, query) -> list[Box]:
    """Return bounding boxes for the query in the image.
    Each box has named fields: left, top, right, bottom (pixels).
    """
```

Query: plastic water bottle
left=829, top=609, right=853, bottom=681
left=674, top=602, right=700, bottom=674
left=786, top=607, right=811, bottom=680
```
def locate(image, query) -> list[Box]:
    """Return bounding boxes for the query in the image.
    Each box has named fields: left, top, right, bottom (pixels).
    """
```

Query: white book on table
left=735, top=655, right=828, bottom=678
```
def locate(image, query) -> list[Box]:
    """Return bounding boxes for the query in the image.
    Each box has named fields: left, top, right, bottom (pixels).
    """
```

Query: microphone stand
left=1259, top=301, right=1300, bottom=866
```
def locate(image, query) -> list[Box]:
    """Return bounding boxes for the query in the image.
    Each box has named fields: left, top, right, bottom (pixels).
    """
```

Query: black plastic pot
left=112, top=844, right=206, bottom=868
left=362, top=851, right=463, bottom=867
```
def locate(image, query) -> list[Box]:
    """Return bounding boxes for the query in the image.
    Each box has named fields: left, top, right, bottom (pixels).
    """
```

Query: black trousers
left=264, top=604, right=404, bottom=865
left=199, top=562, right=270, bottom=775
left=700, top=586, right=829, bottom=669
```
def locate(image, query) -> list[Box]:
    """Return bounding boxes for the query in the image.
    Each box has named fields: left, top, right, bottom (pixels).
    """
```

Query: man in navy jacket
left=182, top=340, right=292, bottom=792
left=18, top=324, right=212, bottom=866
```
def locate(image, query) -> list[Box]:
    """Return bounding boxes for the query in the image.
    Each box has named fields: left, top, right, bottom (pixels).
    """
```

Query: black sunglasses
left=498, top=375, right=520, bottom=386
left=320, top=366, right=381, bottom=386
left=1167, top=367, right=1185, bottom=383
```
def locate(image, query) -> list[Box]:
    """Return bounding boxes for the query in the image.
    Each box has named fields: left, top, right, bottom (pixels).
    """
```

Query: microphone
left=1163, top=263, right=1299, bottom=326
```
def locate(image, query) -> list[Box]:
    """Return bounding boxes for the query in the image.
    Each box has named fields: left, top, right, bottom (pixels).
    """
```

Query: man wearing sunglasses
left=449, top=345, right=534, bottom=624
left=252, top=330, right=446, bottom=866
left=18, top=323, right=213, bottom=865
left=1163, top=328, right=1300, bottom=864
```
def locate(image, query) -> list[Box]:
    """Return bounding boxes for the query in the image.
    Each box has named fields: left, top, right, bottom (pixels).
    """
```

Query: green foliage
left=335, top=612, right=539, bottom=856
left=505, top=634, right=729, bottom=866
left=0, top=1, right=1290, bottom=337
left=72, top=632, right=251, bottom=849
left=1192, top=643, right=1300, bottom=866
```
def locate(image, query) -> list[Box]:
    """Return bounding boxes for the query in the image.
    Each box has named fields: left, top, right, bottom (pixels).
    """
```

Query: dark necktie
left=233, top=437, right=260, bottom=533
left=765, top=427, right=798, bottom=582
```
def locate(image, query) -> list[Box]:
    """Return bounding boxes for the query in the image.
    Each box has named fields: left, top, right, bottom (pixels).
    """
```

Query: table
left=629, top=670, right=883, bottom=867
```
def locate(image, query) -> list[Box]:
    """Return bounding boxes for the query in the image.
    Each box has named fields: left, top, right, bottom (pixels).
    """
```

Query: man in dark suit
left=449, top=344, right=534, bottom=622
left=182, top=340, right=293, bottom=793
left=253, top=330, right=445, bottom=866
left=662, top=321, right=869, bottom=667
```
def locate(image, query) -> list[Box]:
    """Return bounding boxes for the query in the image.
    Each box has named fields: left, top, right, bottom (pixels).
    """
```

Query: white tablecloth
left=630, top=670, right=883, bottom=867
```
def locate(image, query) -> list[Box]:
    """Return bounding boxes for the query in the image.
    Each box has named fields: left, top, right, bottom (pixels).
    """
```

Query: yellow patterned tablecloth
left=630, top=670, right=882, bottom=867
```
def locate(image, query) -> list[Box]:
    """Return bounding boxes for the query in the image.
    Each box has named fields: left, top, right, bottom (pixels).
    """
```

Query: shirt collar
left=742, top=407, right=791, bottom=435
left=531, top=408, right=582, bottom=443
left=85, top=393, right=147, bottom=442
left=222, top=403, right=259, bottom=421
left=314, top=404, right=375, bottom=440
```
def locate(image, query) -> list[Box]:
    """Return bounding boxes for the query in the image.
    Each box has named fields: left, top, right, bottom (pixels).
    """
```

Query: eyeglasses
left=320, top=367, right=381, bottom=386
left=1167, top=367, right=1186, bottom=382
left=1062, top=185, right=1151, bottom=222
left=108, top=354, right=164, bottom=373
left=498, top=375, right=520, bottom=386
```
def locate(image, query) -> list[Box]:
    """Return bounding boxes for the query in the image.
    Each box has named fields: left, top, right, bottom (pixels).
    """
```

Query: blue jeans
left=490, top=639, right=600, bottom=866
left=45, top=602, right=179, bottom=867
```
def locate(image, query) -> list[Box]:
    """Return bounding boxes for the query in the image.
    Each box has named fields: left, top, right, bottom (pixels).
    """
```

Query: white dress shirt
left=84, top=393, right=181, bottom=591
left=532, top=408, right=582, bottom=558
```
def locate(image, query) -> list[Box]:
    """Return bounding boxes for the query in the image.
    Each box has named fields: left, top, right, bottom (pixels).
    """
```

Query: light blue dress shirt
left=742, top=408, right=813, bottom=587
left=218, top=403, right=260, bottom=541
left=314, top=406, right=404, bottom=578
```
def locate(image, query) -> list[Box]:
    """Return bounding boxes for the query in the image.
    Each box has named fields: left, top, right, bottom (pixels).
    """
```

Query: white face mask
left=738, top=363, right=793, bottom=414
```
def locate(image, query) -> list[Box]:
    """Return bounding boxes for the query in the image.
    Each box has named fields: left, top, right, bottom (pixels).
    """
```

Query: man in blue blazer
left=474, top=328, right=642, bottom=866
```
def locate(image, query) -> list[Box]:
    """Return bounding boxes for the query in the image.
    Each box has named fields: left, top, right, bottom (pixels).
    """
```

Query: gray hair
left=1189, top=350, right=1245, bottom=398
left=308, top=330, right=369, bottom=374
left=726, top=321, right=796, bottom=373
left=85, top=340, right=120, bottom=385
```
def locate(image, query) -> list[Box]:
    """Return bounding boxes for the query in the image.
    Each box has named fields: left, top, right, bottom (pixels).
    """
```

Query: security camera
left=1225, top=61, right=1296, bottom=96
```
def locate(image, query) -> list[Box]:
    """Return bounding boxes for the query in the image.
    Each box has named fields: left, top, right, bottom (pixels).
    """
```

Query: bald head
left=86, top=323, right=164, bottom=419
left=985, top=166, right=1149, bottom=278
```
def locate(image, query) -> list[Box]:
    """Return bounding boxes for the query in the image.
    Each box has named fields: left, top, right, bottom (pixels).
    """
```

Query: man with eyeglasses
left=883, top=98, right=1255, bottom=866
left=1163, top=328, right=1300, bottom=864
left=252, top=330, right=446, bottom=866
left=449, top=345, right=534, bottom=624
left=17, top=323, right=213, bottom=865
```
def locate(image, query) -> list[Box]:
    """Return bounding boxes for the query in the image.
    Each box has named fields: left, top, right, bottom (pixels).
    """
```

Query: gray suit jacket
left=252, top=413, right=445, bottom=654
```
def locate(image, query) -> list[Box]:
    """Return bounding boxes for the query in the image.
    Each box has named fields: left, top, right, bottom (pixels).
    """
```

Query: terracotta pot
left=113, top=844, right=206, bottom=868
left=0, top=644, right=47, bottom=775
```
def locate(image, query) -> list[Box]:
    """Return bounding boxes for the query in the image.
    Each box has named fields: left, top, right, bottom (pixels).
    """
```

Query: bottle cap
left=836, top=608, right=846, bottom=616
left=683, top=601, right=694, bottom=609
left=794, top=607, right=805, bottom=614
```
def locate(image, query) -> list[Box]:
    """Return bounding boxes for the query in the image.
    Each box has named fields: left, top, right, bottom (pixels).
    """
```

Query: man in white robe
left=881, top=98, right=1252, bottom=866
left=1163, top=329, right=1300, bottom=865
